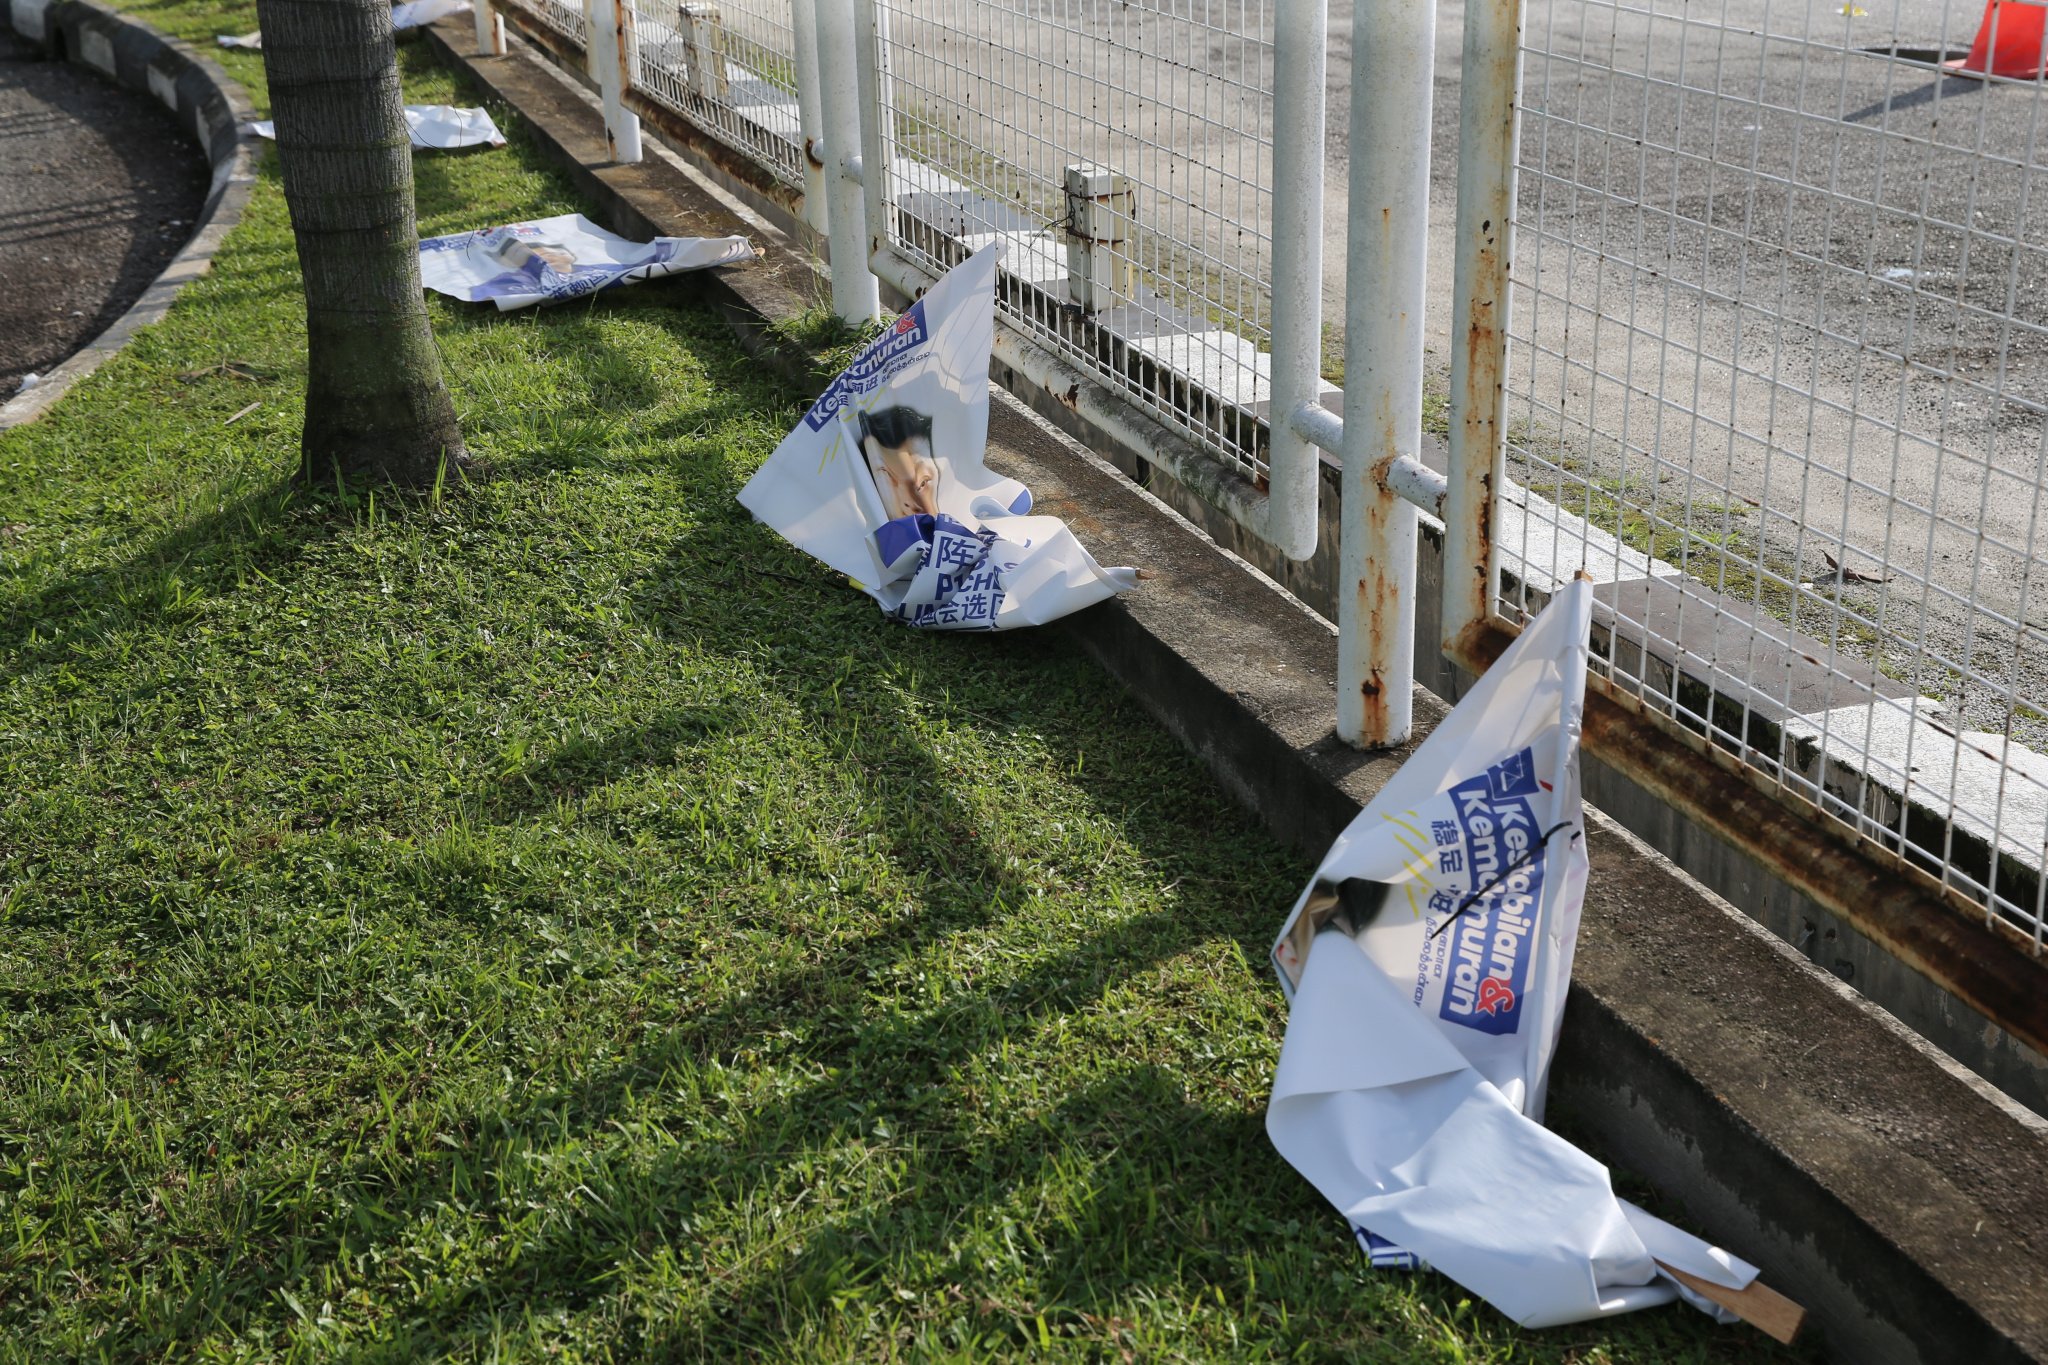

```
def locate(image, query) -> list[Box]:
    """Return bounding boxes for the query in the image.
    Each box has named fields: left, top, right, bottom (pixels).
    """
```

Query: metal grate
left=872, top=0, right=1284, bottom=483
left=625, top=0, right=805, bottom=188
left=524, top=0, right=589, bottom=44
left=1502, top=0, right=2048, bottom=948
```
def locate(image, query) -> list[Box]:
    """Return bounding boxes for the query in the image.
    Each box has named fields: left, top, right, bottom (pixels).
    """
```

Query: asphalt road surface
left=0, top=26, right=209, bottom=397
left=1461, top=0, right=2048, bottom=741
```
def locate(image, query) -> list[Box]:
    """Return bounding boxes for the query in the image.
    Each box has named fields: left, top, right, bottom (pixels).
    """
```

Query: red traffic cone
left=1946, top=0, right=2048, bottom=79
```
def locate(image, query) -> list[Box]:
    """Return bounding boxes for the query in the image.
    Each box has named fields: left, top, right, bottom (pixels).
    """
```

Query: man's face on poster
left=863, top=429, right=941, bottom=520
left=492, top=237, right=576, bottom=274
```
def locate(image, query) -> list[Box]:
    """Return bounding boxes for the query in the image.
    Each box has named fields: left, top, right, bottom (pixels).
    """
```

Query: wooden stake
left=1655, top=1260, right=1807, bottom=1345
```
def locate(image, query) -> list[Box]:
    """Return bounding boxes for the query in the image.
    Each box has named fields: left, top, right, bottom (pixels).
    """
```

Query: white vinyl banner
left=1265, top=579, right=1759, bottom=1327
left=417, top=214, right=753, bottom=311
left=738, top=247, right=1139, bottom=631
left=390, top=0, right=472, bottom=29
left=249, top=105, right=506, bottom=151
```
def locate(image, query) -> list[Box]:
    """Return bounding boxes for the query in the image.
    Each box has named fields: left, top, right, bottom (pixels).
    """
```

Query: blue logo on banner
left=1437, top=747, right=1544, bottom=1036
left=804, top=302, right=930, bottom=430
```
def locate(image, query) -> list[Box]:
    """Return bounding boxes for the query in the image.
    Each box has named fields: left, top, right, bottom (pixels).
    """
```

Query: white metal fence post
left=852, top=0, right=894, bottom=290
left=1444, top=0, right=1525, bottom=654
left=789, top=0, right=829, bottom=237
left=472, top=0, right=505, bottom=55
left=587, top=0, right=643, bottom=164
left=1264, top=0, right=1328, bottom=564
left=813, top=0, right=880, bottom=324
left=1337, top=0, right=1433, bottom=747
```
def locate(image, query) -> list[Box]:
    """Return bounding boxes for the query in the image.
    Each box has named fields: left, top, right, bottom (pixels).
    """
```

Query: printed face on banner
left=489, top=235, right=576, bottom=277
left=471, top=227, right=623, bottom=301
left=418, top=213, right=752, bottom=312
left=1273, top=744, right=1552, bottom=1042
left=737, top=246, right=1139, bottom=631
left=858, top=406, right=942, bottom=520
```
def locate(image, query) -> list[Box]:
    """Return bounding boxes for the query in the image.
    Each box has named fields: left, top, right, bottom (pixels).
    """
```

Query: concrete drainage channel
left=0, top=0, right=257, bottom=428
left=414, top=17, right=2048, bottom=1362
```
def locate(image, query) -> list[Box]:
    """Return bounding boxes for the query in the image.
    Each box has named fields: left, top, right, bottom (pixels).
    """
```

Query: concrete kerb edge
left=424, top=21, right=2048, bottom=1363
left=0, top=0, right=259, bottom=430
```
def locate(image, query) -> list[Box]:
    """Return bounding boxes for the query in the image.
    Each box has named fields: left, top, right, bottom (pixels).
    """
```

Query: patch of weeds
left=1423, top=381, right=1450, bottom=440
left=769, top=303, right=891, bottom=377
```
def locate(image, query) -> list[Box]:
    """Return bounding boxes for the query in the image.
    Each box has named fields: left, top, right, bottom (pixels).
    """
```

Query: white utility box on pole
left=679, top=4, right=729, bottom=103
left=1063, top=165, right=1136, bottom=313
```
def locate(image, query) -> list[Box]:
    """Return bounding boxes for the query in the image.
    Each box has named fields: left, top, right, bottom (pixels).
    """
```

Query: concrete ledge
left=422, top=21, right=2048, bottom=1362
left=0, top=0, right=258, bottom=429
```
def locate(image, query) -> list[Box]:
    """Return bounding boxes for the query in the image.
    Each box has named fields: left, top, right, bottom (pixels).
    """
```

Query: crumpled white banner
left=738, top=247, right=1139, bottom=631
left=417, top=213, right=753, bottom=311
left=248, top=104, right=506, bottom=151
left=390, top=0, right=472, bottom=28
left=1266, top=579, right=1759, bottom=1328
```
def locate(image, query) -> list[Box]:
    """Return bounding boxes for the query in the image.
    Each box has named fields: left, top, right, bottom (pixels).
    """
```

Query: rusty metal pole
left=587, top=0, right=642, bottom=164
left=471, top=0, right=505, bottom=55
left=1336, top=0, right=1433, bottom=746
left=790, top=0, right=829, bottom=238
left=851, top=0, right=896, bottom=290
left=1445, top=0, right=1525, bottom=657
left=813, top=0, right=880, bottom=323
left=1264, top=0, right=1327, bottom=564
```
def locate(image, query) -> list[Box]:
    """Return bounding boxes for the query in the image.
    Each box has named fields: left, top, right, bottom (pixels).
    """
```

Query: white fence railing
left=1501, top=0, right=2048, bottom=951
left=474, top=0, right=2048, bottom=961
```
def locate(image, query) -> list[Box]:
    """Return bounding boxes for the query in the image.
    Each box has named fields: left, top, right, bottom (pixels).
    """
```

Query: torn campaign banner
left=737, top=246, right=1140, bottom=631
left=417, top=214, right=754, bottom=311
left=390, top=0, right=473, bottom=26
left=249, top=105, right=507, bottom=152
left=1265, top=578, right=1762, bottom=1328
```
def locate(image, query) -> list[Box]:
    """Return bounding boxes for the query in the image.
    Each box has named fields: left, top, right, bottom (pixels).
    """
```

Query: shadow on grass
left=133, top=447, right=1319, bottom=1356
left=0, top=472, right=331, bottom=677
left=150, top=615, right=1252, bottom=1344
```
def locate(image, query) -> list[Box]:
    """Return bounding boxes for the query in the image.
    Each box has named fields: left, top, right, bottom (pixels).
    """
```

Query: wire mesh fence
left=523, top=0, right=587, bottom=44
left=872, top=0, right=1282, bottom=483
left=479, top=0, right=2048, bottom=952
left=1501, top=0, right=2048, bottom=948
left=625, top=0, right=805, bottom=188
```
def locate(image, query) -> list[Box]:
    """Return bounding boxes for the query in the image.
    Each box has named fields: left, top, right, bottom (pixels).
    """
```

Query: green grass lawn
left=0, top=13, right=1819, bottom=1363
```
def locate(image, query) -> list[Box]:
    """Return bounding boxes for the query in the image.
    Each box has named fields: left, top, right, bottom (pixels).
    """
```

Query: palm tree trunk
left=257, top=0, right=467, bottom=488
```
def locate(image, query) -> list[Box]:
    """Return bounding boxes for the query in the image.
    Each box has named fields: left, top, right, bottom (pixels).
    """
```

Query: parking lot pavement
left=0, top=25, right=208, bottom=396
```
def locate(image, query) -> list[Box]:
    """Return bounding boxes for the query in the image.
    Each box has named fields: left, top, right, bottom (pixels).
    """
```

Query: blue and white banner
left=418, top=213, right=753, bottom=312
left=738, top=247, right=1139, bottom=631
left=1266, top=581, right=1761, bottom=1328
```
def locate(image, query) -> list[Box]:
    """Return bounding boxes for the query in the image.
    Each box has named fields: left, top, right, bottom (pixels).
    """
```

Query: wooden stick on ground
left=1654, top=1260, right=1808, bottom=1345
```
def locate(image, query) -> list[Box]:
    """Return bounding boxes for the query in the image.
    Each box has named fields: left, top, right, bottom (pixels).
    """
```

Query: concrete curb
left=425, top=21, right=2048, bottom=1362
left=0, top=0, right=259, bottom=429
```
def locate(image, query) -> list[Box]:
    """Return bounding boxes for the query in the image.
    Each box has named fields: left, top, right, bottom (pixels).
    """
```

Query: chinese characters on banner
left=1266, top=580, right=1765, bottom=1328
